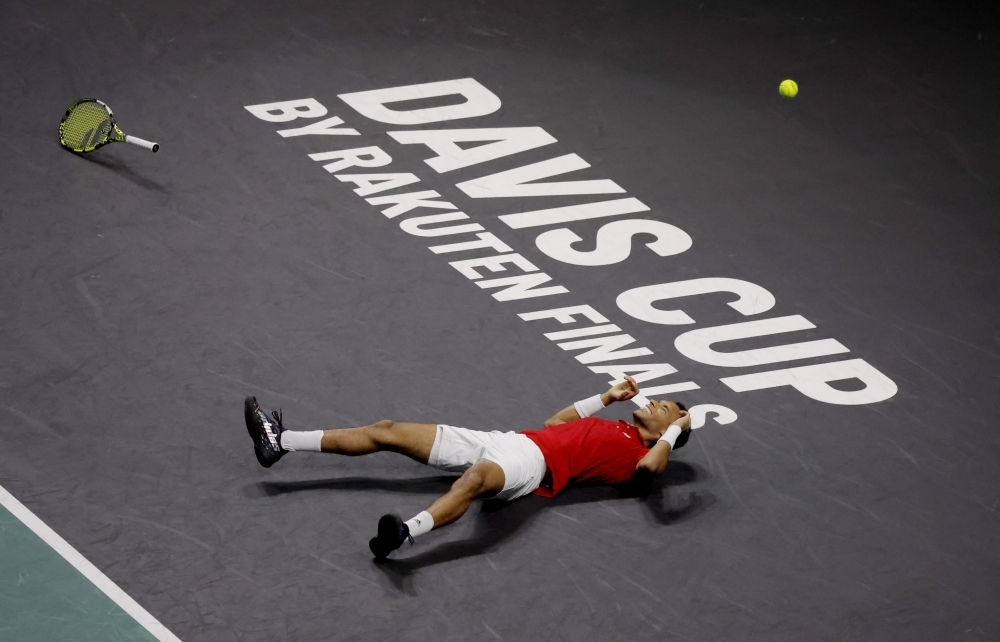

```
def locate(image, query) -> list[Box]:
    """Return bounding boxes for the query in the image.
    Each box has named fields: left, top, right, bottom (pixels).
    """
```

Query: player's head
left=632, top=399, right=687, bottom=439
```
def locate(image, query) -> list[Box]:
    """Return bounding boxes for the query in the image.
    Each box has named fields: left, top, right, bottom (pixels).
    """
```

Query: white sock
left=404, top=511, right=434, bottom=538
left=279, top=430, right=324, bottom=452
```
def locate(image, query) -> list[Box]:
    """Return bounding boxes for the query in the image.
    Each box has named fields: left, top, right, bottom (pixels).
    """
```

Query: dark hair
left=675, top=401, right=687, bottom=412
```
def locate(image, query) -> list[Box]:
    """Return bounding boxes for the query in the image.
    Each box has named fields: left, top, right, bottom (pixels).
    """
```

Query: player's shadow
left=377, top=462, right=712, bottom=588
left=256, top=475, right=459, bottom=496
left=79, top=152, right=167, bottom=192
left=256, top=462, right=713, bottom=591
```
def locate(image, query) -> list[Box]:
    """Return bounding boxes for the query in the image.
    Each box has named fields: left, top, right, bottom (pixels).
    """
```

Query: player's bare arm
left=633, top=411, right=691, bottom=483
left=544, top=375, right=641, bottom=426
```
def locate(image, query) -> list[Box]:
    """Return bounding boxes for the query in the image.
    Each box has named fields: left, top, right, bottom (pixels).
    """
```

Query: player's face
left=632, top=399, right=682, bottom=435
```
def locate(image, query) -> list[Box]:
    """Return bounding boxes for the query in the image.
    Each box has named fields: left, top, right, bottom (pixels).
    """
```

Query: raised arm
left=543, top=376, right=640, bottom=427
left=633, top=412, right=691, bottom=484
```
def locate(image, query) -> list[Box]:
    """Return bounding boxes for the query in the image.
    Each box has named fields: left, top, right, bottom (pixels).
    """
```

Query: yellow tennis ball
left=779, top=79, right=798, bottom=98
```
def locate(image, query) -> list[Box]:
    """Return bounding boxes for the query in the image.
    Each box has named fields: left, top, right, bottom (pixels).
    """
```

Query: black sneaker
left=244, top=396, right=285, bottom=468
left=368, top=514, right=412, bottom=560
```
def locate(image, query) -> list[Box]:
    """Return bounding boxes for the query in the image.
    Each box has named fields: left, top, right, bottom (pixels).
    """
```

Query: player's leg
left=369, top=431, right=548, bottom=559
left=244, top=396, right=436, bottom=467
left=425, top=460, right=505, bottom=527
left=369, top=460, right=505, bottom=559
left=316, top=420, right=437, bottom=463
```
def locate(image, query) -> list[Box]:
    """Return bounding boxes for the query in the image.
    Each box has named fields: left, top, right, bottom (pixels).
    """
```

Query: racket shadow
left=79, top=152, right=166, bottom=192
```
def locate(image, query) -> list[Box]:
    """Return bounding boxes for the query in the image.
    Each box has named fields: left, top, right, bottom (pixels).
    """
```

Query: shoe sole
left=244, top=396, right=258, bottom=440
left=370, top=514, right=404, bottom=560
left=245, top=395, right=276, bottom=468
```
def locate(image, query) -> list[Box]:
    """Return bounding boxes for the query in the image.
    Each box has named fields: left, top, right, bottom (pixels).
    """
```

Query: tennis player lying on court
left=244, top=375, right=691, bottom=559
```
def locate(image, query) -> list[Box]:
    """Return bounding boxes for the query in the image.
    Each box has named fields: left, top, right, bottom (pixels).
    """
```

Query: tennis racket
left=59, top=98, right=159, bottom=154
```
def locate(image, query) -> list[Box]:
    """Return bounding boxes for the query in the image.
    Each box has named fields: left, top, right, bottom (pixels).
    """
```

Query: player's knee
left=366, top=420, right=396, bottom=447
left=453, top=470, right=486, bottom=499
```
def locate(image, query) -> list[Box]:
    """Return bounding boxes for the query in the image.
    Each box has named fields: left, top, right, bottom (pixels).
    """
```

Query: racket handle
left=125, top=135, right=159, bottom=153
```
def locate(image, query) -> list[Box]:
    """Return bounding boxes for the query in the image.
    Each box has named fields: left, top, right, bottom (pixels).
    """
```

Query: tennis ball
left=779, top=79, right=798, bottom=98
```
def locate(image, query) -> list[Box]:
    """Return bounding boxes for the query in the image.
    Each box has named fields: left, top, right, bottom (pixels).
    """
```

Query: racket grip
left=125, top=135, right=159, bottom=153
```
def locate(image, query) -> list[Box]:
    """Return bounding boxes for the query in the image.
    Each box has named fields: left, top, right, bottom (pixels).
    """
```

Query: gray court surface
left=1, top=0, right=998, bottom=640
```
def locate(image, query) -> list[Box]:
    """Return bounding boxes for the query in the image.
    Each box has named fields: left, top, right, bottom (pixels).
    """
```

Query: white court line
left=0, top=483, right=183, bottom=642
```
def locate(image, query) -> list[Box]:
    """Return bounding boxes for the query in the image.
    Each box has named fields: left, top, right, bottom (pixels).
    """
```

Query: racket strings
left=60, top=101, right=113, bottom=151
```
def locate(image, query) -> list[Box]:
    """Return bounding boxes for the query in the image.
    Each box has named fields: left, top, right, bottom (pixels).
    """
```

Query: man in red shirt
left=244, top=375, right=691, bottom=559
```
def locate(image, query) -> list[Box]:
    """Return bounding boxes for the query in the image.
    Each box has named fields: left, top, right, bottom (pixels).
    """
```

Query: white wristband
left=658, top=424, right=683, bottom=449
left=573, top=394, right=605, bottom=418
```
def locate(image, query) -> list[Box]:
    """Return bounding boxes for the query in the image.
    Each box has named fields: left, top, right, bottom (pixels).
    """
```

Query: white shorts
left=428, top=425, right=547, bottom=501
